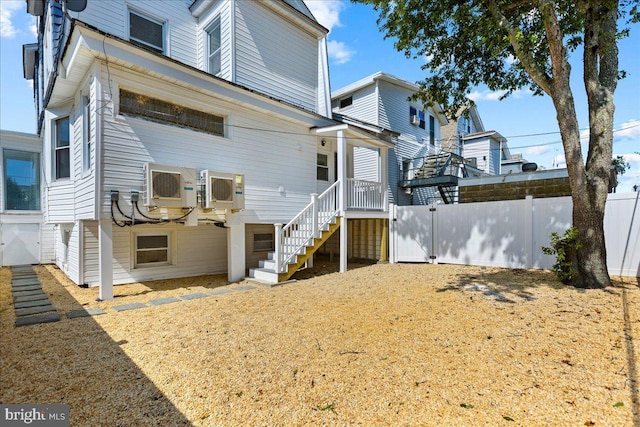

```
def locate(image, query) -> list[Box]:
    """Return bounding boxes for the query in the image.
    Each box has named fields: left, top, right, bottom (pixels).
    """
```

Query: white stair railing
left=274, top=180, right=340, bottom=273
left=347, top=178, right=385, bottom=210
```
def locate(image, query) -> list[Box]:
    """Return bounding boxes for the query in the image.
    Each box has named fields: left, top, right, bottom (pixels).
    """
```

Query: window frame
left=133, top=232, right=172, bottom=269
left=339, top=96, right=353, bottom=109
left=3, top=149, right=41, bottom=211
left=82, top=95, right=92, bottom=174
left=54, top=116, right=70, bottom=180
left=317, top=153, right=329, bottom=181
left=206, top=16, right=222, bottom=75
left=429, top=115, right=435, bottom=146
left=253, top=232, right=275, bottom=253
left=128, top=9, right=166, bottom=54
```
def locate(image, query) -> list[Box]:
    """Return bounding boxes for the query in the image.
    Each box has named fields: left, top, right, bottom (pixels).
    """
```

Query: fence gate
left=393, top=205, right=435, bottom=262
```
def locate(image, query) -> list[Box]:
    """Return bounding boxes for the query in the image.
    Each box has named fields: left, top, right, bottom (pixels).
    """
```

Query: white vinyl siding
left=336, top=84, right=378, bottom=125
left=99, top=64, right=317, bottom=224
left=234, top=0, right=318, bottom=112
left=66, top=0, right=197, bottom=67
left=82, top=222, right=227, bottom=286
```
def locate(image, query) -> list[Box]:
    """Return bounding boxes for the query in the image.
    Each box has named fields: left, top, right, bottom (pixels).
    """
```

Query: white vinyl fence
left=390, top=192, right=640, bottom=277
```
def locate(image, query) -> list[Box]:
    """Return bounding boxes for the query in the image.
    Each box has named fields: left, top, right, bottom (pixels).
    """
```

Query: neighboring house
left=461, top=130, right=511, bottom=176
left=0, top=130, right=55, bottom=266
left=332, top=72, right=449, bottom=206
left=440, top=104, right=484, bottom=155
left=23, top=0, right=392, bottom=298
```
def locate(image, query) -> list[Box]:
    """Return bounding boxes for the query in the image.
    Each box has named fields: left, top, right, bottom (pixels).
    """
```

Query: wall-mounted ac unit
left=410, top=115, right=420, bottom=125
left=200, top=170, right=245, bottom=210
left=143, top=163, right=197, bottom=207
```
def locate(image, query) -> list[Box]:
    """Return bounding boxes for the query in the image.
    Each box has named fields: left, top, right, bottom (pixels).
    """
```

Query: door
left=1, top=223, right=40, bottom=266
left=395, top=205, right=434, bottom=262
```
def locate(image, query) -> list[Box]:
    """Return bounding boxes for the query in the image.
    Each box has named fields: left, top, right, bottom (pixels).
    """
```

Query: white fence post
left=389, top=203, right=396, bottom=263
left=274, top=223, right=282, bottom=273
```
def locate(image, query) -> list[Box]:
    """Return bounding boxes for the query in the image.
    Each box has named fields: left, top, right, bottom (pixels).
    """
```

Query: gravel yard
left=1, top=261, right=638, bottom=426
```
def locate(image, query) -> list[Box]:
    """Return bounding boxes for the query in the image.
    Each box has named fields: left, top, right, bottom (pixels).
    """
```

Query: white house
left=332, top=72, right=450, bottom=205
left=0, top=130, right=55, bottom=266
left=23, top=0, right=392, bottom=298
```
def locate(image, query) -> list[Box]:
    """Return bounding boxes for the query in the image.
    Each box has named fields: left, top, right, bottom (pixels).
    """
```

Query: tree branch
left=486, top=0, right=553, bottom=94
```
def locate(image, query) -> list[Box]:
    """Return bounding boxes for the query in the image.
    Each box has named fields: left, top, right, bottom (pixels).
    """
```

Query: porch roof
left=311, top=118, right=397, bottom=149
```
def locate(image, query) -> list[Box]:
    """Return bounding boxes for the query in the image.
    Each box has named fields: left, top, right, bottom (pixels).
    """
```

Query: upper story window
left=207, top=17, right=221, bottom=75
left=129, top=10, right=165, bottom=53
left=119, top=89, right=225, bottom=137
left=429, top=115, right=435, bottom=145
left=339, top=96, right=353, bottom=109
left=3, top=149, right=40, bottom=211
left=409, top=106, right=426, bottom=129
left=82, top=95, right=92, bottom=173
left=54, top=117, right=70, bottom=180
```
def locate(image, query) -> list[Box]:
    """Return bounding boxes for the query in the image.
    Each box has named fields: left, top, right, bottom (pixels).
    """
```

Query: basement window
left=134, top=233, right=171, bottom=268
left=119, top=89, right=225, bottom=137
left=253, top=233, right=274, bottom=252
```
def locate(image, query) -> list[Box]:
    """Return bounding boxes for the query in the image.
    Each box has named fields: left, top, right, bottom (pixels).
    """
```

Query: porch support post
left=337, top=129, right=347, bottom=212
left=380, top=147, right=389, bottom=211
left=340, top=216, right=347, bottom=273
left=337, top=129, right=348, bottom=273
left=380, top=219, right=389, bottom=263
left=98, top=219, right=113, bottom=300
left=227, top=214, right=246, bottom=282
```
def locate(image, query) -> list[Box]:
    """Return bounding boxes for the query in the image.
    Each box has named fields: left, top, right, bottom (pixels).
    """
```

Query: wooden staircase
left=249, top=218, right=341, bottom=283
left=249, top=181, right=341, bottom=285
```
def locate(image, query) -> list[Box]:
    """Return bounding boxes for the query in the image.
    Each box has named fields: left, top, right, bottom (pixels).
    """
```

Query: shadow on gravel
left=0, top=267, right=192, bottom=426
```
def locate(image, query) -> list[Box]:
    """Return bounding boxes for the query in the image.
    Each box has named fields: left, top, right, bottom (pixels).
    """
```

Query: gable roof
left=281, top=0, right=317, bottom=22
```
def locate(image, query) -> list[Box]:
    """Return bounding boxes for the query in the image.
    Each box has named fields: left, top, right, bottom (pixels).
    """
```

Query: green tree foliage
left=355, top=0, right=639, bottom=288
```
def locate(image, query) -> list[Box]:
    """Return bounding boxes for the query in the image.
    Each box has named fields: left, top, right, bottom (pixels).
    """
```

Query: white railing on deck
left=347, top=178, right=385, bottom=210
left=274, top=180, right=340, bottom=273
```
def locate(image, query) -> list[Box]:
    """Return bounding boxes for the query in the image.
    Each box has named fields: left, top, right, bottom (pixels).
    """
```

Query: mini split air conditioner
left=143, top=163, right=197, bottom=207
left=200, top=170, right=245, bottom=210
left=410, top=115, right=420, bottom=125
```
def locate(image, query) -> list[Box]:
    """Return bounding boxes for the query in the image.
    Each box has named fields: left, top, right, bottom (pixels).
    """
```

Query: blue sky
left=1, top=0, right=639, bottom=191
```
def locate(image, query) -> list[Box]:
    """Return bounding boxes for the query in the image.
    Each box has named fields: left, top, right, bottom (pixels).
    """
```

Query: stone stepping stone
left=148, top=297, right=181, bottom=306
left=14, top=293, right=49, bottom=304
left=112, top=303, right=146, bottom=312
left=11, top=266, right=36, bottom=273
left=15, top=313, right=60, bottom=327
left=10, top=284, right=42, bottom=292
left=12, top=278, right=41, bottom=286
left=67, top=308, right=107, bottom=319
left=179, top=292, right=208, bottom=301
left=15, top=304, right=56, bottom=317
left=208, top=288, right=233, bottom=296
left=233, top=285, right=256, bottom=292
left=11, top=272, right=37, bottom=279
left=12, top=289, right=46, bottom=297
left=14, top=299, right=53, bottom=309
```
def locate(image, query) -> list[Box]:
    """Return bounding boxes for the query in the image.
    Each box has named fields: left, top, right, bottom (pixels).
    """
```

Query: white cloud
left=614, top=119, right=640, bottom=141
left=29, top=16, right=37, bottom=38
left=467, top=88, right=531, bottom=102
left=306, top=0, right=345, bottom=32
left=524, top=145, right=552, bottom=156
left=0, top=0, right=23, bottom=39
left=615, top=153, right=640, bottom=192
left=327, top=39, right=355, bottom=65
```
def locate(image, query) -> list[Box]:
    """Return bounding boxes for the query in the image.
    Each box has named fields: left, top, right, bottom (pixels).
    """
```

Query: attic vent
left=152, top=171, right=181, bottom=199
left=211, top=178, right=233, bottom=202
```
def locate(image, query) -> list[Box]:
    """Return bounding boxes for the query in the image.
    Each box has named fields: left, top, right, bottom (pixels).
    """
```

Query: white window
left=206, top=17, right=221, bottom=75
left=3, top=149, right=40, bottom=211
left=82, top=96, right=92, bottom=172
left=129, top=10, right=165, bottom=53
left=317, top=153, right=329, bottom=181
left=253, top=233, right=274, bottom=252
left=54, top=117, right=70, bottom=180
left=134, top=233, right=171, bottom=268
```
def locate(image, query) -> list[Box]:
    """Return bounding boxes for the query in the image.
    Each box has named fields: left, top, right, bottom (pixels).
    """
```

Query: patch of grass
left=314, top=402, right=336, bottom=414
left=460, top=403, right=474, bottom=409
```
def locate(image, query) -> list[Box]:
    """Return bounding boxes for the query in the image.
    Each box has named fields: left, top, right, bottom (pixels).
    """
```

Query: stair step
left=249, top=268, right=280, bottom=283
